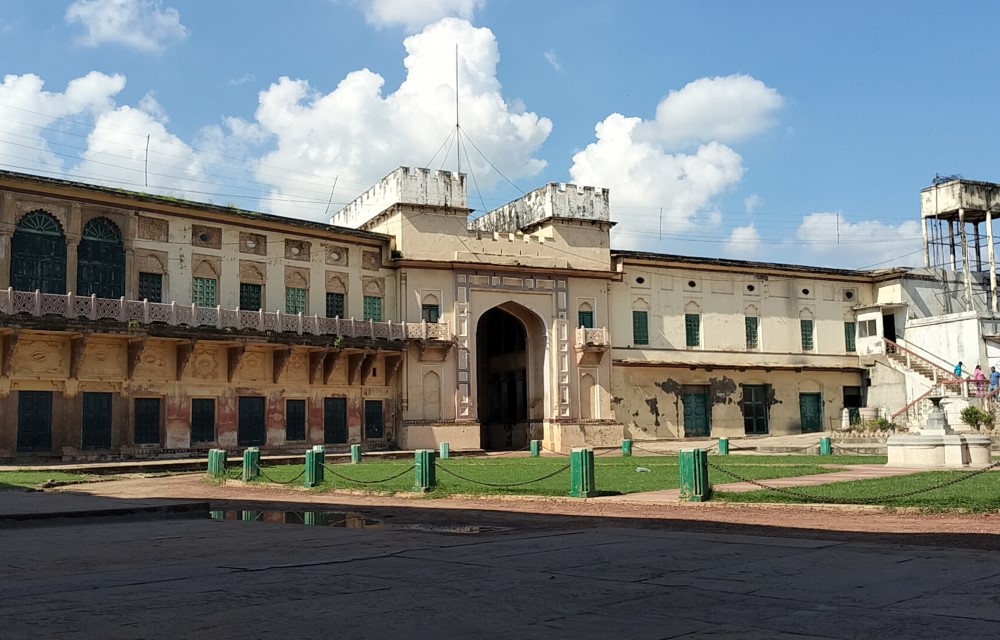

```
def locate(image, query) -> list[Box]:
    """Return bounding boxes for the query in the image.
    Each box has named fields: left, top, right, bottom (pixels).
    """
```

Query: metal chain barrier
left=252, top=462, right=307, bottom=485
left=708, top=460, right=1000, bottom=505
left=631, top=443, right=676, bottom=457
left=435, top=461, right=571, bottom=488
left=322, top=463, right=416, bottom=485
left=225, top=467, right=243, bottom=480
left=595, top=447, right=620, bottom=457
left=540, top=445, right=571, bottom=457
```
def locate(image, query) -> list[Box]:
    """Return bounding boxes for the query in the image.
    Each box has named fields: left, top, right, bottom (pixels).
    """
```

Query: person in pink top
left=974, top=364, right=987, bottom=397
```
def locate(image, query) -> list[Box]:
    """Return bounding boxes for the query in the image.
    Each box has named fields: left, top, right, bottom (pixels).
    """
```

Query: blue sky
left=1, top=0, right=998, bottom=269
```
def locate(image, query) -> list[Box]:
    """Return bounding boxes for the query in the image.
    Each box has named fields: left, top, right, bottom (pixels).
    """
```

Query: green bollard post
left=820, top=436, right=832, bottom=456
left=718, top=437, right=730, bottom=456
left=242, top=447, right=260, bottom=482
left=215, top=449, right=229, bottom=478
left=304, top=449, right=325, bottom=488
left=569, top=448, right=597, bottom=498
left=413, top=449, right=437, bottom=492
left=207, top=449, right=220, bottom=477
left=621, top=439, right=633, bottom=457
left=530, top=439, right=541, bottom=457
left=439, top=442, right=451, bottom=460
left=350, top=444, right=362, bottom=464
left=678, top=448, right=712, bottom=502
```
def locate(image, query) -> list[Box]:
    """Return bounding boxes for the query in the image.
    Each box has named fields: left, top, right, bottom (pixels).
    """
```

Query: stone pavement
left=0, top=490, right=206, bottom=526
left=1, top=514, right=999, bottom=639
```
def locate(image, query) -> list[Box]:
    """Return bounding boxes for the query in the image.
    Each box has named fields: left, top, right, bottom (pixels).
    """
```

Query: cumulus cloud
left=359, top=0, right=484, bottom=32
left=794, top=213, right=923, bottom=268
left=724, top=224, right=762, bottom=259
left=569, top=74, right=782, bottom=251
left=66, top=0, right=187, bottom=53
left=744, top=193, right=762, bottom=215
left=242, top=18, right=551, bottom=218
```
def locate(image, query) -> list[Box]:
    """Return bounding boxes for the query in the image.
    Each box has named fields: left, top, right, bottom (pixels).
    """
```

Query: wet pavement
left=1, top=511, right=998, bottom=639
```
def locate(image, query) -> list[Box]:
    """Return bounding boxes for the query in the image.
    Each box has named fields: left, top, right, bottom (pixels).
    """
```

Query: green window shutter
left=138, top=272, right=162, bottom=303
left=285, top=399, right=306, bottom=441
left=192, top=277, right=217, bottom=307
left=325, top=292, right=345, bottom=318
left=745, top=316, right=759, bottom=349
left=844, top=322, right=857, bottom=352
left=285, top=287, right=307, bottom=314
left=685, top=314, right=700, bottom=347
left=801, top=319, right=814, bottom=351
left=421, top=304, right=439, bottom=322
left=363, top=296, right=383, bottom=321
left=632, top=310, right=649, bottom=345
left=578, top=310, right=594, bottom=329
left=240, top=283, right=262, bottom=310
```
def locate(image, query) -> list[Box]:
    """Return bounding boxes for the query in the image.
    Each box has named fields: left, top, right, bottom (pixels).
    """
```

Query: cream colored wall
left=612, top=366, right=861, bottom=438
left=610, top=265, right=872, bottom=357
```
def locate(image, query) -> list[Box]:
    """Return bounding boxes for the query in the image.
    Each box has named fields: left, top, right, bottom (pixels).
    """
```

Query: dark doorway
left=17, top=391, right=53, bottom=452
left=11, top=211, right=66, bottom=294
left=477, top=307, right=529, bottom=450
left=191, top=398, right=216, bottom=444
left=134, top=398, right=161, bottom=445
left=799, top=393, right=823, bottom=433
left=682, top=386, right=711, bottom=437
left=364, top=400, right=384, bottom=440
left=324, top=397, right=348, bottom=444
left=238, top=396, right=266, bottom=446
left=742, top=385, right=770, bottom=435
left=82, top=392, right=113, bottom=450
left=843, top=386, right=863, bottom=425
left=882, top=313, right=897, bottom=343
left=77, top=218, right=124, bottom=299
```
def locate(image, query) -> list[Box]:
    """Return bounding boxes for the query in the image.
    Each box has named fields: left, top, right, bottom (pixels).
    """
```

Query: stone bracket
left=308, top=348, right=328, bottom=385
left=69, top=334, right=89, bottom=380
left=227, top=344, right=246, bottom=382
left=2, top=333, right=19, bottom=377
left=322, top=350, right=341, bottom=385
left=385, top=354, right=403, bottom=385
left=176, top=339, right=198, bottom=380
left=127, top=337, right=147, bottom=378
left=272, top=346, right=292, bottom=384
left=348, top=351, right=376, bottom=386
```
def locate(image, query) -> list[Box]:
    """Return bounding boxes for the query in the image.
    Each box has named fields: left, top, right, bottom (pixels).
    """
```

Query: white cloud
left=725, top=224, right=762, bottom=259
left=744, top=193, right=762, bottom=215
left=794, top=213, right=923, bottom=268
left=243, top=18, right=551, bottom=219
left=359, top=0, right=484, bottom=32
left=66, top=0, right=187, bottom=53
left=544, top=50, right=561, bottom=72
left=638, top=75, right=783, bottom=150
left=569, top=74, right=781, bottom=251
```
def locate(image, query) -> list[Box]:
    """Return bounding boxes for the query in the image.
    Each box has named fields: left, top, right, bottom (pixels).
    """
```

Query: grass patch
left=711, top=454, right=886, bottom=466
left=0, top=471, right=101, bottom=491
left=715, top=469, right=1000, bottom=512
left=248, top=456, right=843, bottom=498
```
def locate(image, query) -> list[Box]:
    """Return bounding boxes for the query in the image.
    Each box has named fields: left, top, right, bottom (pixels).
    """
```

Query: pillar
left=949, top=220, right=957, bottom=270
left=921, top=216, right=930, bottom=268
left=959, top=209, right=973, bottom=311
left=989, top=209, right=998, bottom=314
left=974, top=222, right=983, bottom=271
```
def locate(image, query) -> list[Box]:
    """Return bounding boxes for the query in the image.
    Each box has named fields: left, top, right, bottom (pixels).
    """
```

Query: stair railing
left=891, top=379, right=966, bottom=423
left=882, top=338, right=964, bottom=386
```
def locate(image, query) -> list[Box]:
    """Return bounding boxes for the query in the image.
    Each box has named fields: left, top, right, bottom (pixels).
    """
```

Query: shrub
left=959, top=406, right=989, bottom=431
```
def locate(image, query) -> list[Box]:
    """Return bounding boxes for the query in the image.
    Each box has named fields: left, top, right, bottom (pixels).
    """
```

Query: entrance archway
left=476, top=304, right=545, bottom=450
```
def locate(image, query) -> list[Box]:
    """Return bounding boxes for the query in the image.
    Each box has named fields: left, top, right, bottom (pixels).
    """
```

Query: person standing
left=954, top=361, right=964, bottom=377
left=989, top=366, right=1000, bottom=395
left=974, top=365, right=986, bottom=397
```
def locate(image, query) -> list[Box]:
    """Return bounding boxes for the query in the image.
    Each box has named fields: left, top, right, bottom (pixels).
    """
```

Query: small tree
left=959, top=406, right=989, bottom=431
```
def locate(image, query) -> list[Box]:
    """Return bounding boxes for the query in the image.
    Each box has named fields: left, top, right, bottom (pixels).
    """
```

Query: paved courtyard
left=2, top=499, right=999, bottom=639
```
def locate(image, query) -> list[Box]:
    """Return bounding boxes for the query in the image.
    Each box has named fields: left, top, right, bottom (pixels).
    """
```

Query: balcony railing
left=0, top=288, right=452, bottom=342
left=575, top=326, right=610, bottom=348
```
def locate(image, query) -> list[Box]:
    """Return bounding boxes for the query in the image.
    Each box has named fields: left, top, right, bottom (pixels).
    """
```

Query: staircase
left=883, top=339, right=969, bottom=427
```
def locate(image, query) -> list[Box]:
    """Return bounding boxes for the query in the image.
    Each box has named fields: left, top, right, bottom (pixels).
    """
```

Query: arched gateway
left=476, top=303, right=547, bottom=450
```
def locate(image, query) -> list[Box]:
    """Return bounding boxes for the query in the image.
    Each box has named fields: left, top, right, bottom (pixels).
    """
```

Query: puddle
left=209, top=510, right=383, bottom=528
left=208, top=510, right=512, bottom=535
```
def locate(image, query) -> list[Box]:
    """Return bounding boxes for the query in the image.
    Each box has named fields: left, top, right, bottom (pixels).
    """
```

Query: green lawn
left=248, top=455, right=843, bottom=497
left=715, top=469, right=1000, bottom=512
left=0, top=471, right=101, bottom=491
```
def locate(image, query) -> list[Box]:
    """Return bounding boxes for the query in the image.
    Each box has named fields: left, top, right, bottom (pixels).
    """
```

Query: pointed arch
left=11, top=210, right=66, bottom=294
left=580, top=372, right=596, bottom=420
left=421, top=370, right=442, bottom=421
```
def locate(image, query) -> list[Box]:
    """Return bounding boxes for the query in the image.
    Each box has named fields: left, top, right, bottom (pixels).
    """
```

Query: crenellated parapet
left=331, top=166, right=467, bottom=229
left=471, top=182, right=611, bottom=233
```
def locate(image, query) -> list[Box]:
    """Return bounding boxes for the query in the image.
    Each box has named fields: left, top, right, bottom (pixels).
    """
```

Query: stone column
left=959, top=209, right=973, bottom=312
left=66, top=237, right=80, bottom=295
left=921, top=216, right=930, bottom=268
left=989, top=209, right=998, bottom=313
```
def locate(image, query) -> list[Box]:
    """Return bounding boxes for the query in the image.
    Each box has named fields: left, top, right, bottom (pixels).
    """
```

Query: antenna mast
left=455, top=44, right=461, bottom=174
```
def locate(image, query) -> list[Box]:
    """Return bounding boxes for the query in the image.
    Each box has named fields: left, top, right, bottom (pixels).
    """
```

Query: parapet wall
left=472, top=182, right=610, bottom=233
left=331, top=166, right=467, bottom=229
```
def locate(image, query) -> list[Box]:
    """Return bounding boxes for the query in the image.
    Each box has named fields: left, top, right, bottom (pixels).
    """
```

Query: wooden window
left=632, top=310, right=649, bottom=345
left=801, top=319, right=815, bottom=351
left=191, top=398, right=216, bottom=443
left=578, top=310, right=594, bottom=329
left=286, top=399, right=306, bottom=441
left=745, top=316, right=759, bottom=349
left=138, top=272, right=163, bottom=303
left=421, top=304, right=440, bottom=323
left=285, top=287, right=307, bottom=314
left=844, top=322, right=857, bottom=353
left=685, top=314, right=701, bottom=347
left=240, top=283, right=262, bottom=311
left=134, top=398, right=161, bottom=445
left=326, top=292, right=345, bottom=318
left=192, top=277, right=217, bottom=307
left=363, top=296, right=383, bottom=321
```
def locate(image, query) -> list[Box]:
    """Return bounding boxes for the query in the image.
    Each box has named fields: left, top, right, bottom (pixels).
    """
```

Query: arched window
left=78, top=217, right=124, bottom=298
left=580, top=373, right=596, bottom=420
left=11, top=210, right=67, bottom=294
left=578, top=301, right=594, bottom=329
left=421, top=293, right=440, bottom=323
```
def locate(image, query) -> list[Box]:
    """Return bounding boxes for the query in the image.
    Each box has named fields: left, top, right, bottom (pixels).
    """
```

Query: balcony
left=0, top=288, right=452, bottom=343
left=575, top=326, right=610, bottom=365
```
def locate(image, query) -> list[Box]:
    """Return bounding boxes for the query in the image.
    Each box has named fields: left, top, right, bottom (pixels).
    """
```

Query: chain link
left=435, top=461, right=571, bottom=488
left=321, top=463, right=415, bottom=485
left=708, top=460, right=1000, bottom=504
left=252, top=462, right=307, bottom=485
